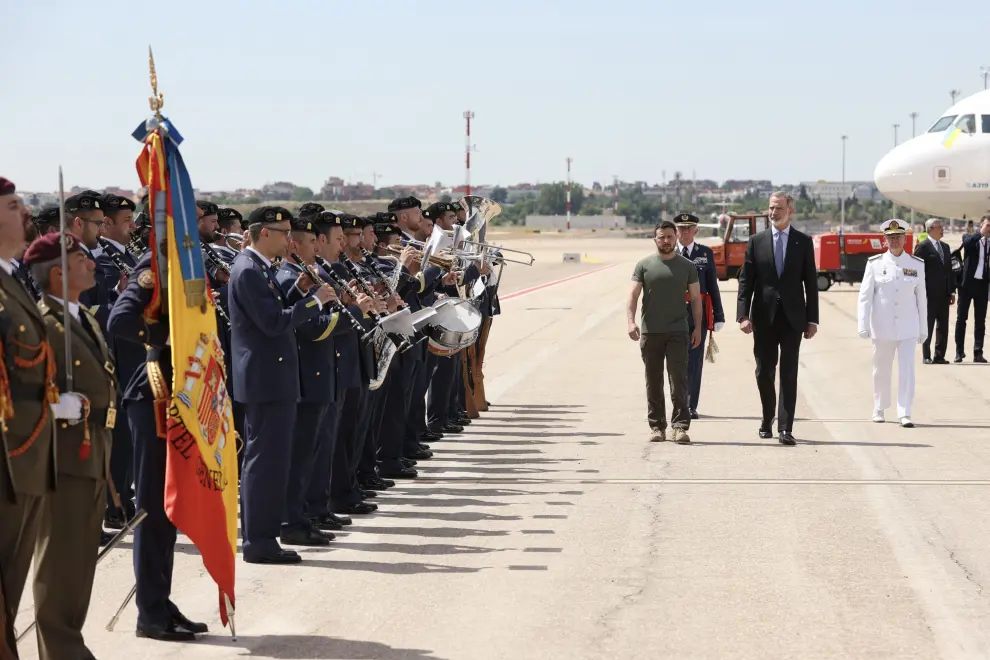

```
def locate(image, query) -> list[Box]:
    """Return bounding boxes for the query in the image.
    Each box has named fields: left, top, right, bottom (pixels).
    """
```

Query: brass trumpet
left=385, top=244, right=458, bottom=270
left=217, top=231, right=244, bottom=250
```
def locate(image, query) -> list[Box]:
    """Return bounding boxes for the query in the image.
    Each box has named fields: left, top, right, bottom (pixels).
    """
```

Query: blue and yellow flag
left=133, top=109, right=238, bottom=626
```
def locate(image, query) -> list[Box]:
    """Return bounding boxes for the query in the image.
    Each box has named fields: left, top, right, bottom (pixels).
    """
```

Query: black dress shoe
left=104, top=512, right=126, bottom=531
left=417, top=442, right=431, bottom=451
left=400, top=457, right=417, bottom=467
left=923, top=358, right=933, bottom=364
left=359, top=488, right=377, bottom=499
left=381, top=465, right=418, bottom=479
left=758, top=427, right=772, bottom=439
left=280, top=528, right=331, bottom=546
left=405, top=447, right=433, bottom=460
left=360, top=477, right=390, bottom=492
left=690, top=409, right=699, bottom=419
left=311, top=515, right=343, bottom=531
left=423, top=430, right=443, bottom=440
left=100, top=530, right=115, bottom=546
left=955, top=355, right=964, bottom=363
left=335, top=501, right=378, bottom=515
left=932, top=357, right=949, bottom=364
left=169, top=609, right=209, bottom=634
left=976, top=355, right=988, bottom=363
left=457, top=417, right=472, bottom=425
left=380, top=477, right=396, bottom=488
left=243, top=548, right=302, bottom=564
left=778, top=431, right=796, bottom=446
left=441, top=423, right=464, bottom=433
left=136, top=621, right=197, bottom=642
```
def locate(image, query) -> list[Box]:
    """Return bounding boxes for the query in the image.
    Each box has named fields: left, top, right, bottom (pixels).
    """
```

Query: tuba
left=367, top=255, right=404, bottom=391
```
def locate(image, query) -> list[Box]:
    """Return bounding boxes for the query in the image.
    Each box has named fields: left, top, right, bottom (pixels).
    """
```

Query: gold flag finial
left=148, top=46, right=164, bottom=121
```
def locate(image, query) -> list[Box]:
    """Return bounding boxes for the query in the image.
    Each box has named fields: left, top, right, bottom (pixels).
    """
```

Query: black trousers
left=106, top=393, right=134, bottom=518
left=923, top=296, right=950, bottom=361
left=954, top=281, right=989, bottom=358
left=427, top=355, right=459, bottom=431
left=128, top=400, right=176, bottom=627
left=331, top=386, right=369, bottom=509
left=753, top=311, right=803, bottom=432
left=358, top=379, right=390, bottom=481
left=379, top=351, right=416, bottom=467
left=241, top=401, right=296, bottom=559
left=304, top=402, right=341, bottom=518
left=402, top=345, right=430, bottom=453
left=687, top=325, right=709, bottom=411
left=639, top=332, right=691, bottom=431
left=283, top=402, right=329, bottom=532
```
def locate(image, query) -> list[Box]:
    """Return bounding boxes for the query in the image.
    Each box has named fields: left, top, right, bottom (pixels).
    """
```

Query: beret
left=65, top=192, right=102, bottom=213
left=247, top=205, right=292, bottom=226
left=297, top=202, right=326, bottom=219
left=102, top=194, right=137, bottom=213
left=423, top=202, right=455, bottom=219
left=218, top=207, right=243, bottom=224
left=196, top=200, right=220, bottom=216
left=290, top=215, right=320, bottom=235
left=0, top=177, right=15, bottom=196
left=340, top=214, right=364, bottom=230
left=313, top=211, right=342, bottom=229
left=22, top=232, right=82, bottom=267
left=387, top=196, right=422, bottom=212
left=674, top=213, right=699, bottom=226
left=374, top=211, right=397, bottom=224
left=374, top=223, right=401, bottom=237
left=34, top=205, right=61, bottom=227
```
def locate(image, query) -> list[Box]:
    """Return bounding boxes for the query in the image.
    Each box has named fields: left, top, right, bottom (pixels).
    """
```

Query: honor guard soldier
left=94, top=193, right=142, bottom=531
left=674, top=213, right=725, bottom=418
left=0, top=177, right=59, bottom=628
left=108, top=236, right=209, bottom=641
left=229, top=206, right=334, bottom=564
left=24, top=232, right=117, bottom=660
left=214, top=207, right=243, bottom=263
left=857, top=219, right=928, bottom=428
left=60, top=193, right=112, bottom=314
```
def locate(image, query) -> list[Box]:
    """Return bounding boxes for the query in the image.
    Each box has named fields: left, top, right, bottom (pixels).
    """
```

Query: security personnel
left=94, top=193, right=142, bottom=530
left=674, top=213, right=725, bottom=418
left=275, top=215, right=354, bottom=546
left=0, top=177, right=58, bottom=629
left=229, top=206, right=333, bottom=564
left=25, top=232, right=116, bottom=660
left=857, top=219, right=928, bottom=428
left=107, top=240, right=209, bottom=641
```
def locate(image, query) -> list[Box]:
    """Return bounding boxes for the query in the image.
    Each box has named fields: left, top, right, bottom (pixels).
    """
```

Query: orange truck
left=708, top=214, right=905, bottom=291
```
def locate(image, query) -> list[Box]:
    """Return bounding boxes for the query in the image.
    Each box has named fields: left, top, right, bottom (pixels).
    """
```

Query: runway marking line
left=500, top=263, right=617, bottom=301
left=409, top=477, right=990, bottom=486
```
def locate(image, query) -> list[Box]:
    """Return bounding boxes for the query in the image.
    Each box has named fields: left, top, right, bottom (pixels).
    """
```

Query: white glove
left=858, top=330, right=871, bottom=340
left=714, top=322, right=724, bottom=333
left=51, top=392, right=87, bottom=422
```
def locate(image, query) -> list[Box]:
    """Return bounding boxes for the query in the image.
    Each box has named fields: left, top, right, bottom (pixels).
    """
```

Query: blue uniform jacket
left=106, top=252, right=171, bottom=403
left=229, top=249, right=322, bottom=404
left=684, top=242, right=725, bottom=330
left=275, top=260, right=352, bottom=405
left=329, top=260, right=375, bottom=385
left=95, top=244, right=147, bottom=392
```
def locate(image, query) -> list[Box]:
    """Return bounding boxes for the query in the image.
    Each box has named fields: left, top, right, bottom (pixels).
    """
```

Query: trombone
left=217, top=231, right=244, bottom=250
left=458, top=240, right=535, bottom=266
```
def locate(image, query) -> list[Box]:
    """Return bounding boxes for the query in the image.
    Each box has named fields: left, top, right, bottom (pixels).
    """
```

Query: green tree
left=291, top=186, right=315, bottom=202
left=491, top=186, right=508, bottom=204
left=536, top=182, right=584, bottom=215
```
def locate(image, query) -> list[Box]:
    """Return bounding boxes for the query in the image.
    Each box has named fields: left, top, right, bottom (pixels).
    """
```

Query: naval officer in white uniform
left=857, top=219, right=928, bottom=428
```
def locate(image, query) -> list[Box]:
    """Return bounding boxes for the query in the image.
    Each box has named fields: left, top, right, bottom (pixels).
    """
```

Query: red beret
left=0, top=177, right=14, bottom=196
left=22, top=232, right=82, bottom=267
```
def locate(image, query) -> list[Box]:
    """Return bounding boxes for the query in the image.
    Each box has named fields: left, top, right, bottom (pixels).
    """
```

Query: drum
left=427, top=298, right=482, bottom=357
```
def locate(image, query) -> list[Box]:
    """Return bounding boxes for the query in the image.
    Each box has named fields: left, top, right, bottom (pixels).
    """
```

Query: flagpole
left=56, top=166, right=73, bottom=391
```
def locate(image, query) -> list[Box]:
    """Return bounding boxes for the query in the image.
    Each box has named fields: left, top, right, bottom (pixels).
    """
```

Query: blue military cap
left=290, top=215, right=320, bottom=235
left=102, top=193, right=137, bottom=214
left=313, top=210, right=342, bottom=230
left=195, top=200, right=220, bottom=216
left=64, top=191, right=102, bottom=213
left=424, top=202, right=455, bottom=219
left=374, top=223, right=401, bottom=239
left=247, top=205, right=292, bottom=226
left=674, top=213, right=699, bottom=227
left=387, top=196, right=421, bottom=212
left=218, top=207, right=243, bottom=226
left=340, top=214, right=364, bottom=231
left=33, top=205, right=60, bottom=228
left=297, top=202, right=326, bottom=219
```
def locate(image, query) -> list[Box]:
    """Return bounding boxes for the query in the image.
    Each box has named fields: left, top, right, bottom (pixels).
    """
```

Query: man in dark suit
left=736, top=192, right=819, bottom=445
left=952, top=215, right=990, bottom=363
left=675, top=213, right=725, bottom=418
left=228, top=206, right=333, bottom=564
left=913, top=218, right=955, bottom=364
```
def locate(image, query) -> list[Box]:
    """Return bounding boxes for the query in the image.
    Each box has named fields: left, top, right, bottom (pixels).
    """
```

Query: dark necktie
left=682, top=246, right=689, bottom=259
left=983, top=239, right=989, bottom=280
left=934, top=240, right=943, bottom=262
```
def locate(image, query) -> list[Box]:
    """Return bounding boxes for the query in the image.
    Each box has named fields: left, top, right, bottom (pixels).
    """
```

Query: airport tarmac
left=12, top=232, right=990, bottom=659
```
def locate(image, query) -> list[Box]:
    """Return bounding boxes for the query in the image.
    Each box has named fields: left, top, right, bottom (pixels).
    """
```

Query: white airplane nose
left=874, top=142, right=925, bottom=209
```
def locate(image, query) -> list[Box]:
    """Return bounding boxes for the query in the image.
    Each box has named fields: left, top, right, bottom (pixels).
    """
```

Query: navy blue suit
left=228, top=249, right=322, bottom=559
left=106, top=253, right=181, bottom=629
left=953, top=233, right=990, bottom=359
left=274, top=259, right=348, bottom=533
left=681, top=242, right=725, bottom=412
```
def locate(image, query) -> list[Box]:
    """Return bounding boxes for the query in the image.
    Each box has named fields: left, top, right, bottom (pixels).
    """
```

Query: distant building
left=525, top=215, right=627, bottom=230
left=801, top=180, right=881, bottom=202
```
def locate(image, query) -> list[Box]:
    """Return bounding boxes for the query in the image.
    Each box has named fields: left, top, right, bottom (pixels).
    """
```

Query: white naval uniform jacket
left=857, top=250, right=928, bottom=342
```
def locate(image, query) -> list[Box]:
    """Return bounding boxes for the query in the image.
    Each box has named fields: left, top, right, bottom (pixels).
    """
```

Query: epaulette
left=868, top=254, right=882, bottom=261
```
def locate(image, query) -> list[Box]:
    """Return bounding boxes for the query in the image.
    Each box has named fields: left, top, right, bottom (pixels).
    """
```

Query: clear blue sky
left=4, top=0, right=989, bottom=193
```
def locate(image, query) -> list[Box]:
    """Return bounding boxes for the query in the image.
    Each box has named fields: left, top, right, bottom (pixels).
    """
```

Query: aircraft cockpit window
left=954, top=114, right=977, bottom=134
left=928, top=115, right=957, bottom=132
left=982, top=115, right=990, bottom=134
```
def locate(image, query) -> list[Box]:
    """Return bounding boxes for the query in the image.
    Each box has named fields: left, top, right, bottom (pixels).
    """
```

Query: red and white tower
left=464, top=110, right=474, bottom=197
left=566, top=157, right=573, bottom=230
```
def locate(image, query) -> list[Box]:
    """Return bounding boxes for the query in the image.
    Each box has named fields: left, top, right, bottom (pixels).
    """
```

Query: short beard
left=658, top=243, right=674, bottom=254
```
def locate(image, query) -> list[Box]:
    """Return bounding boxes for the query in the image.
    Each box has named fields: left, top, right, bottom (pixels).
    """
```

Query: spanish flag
left=133, top=114, right=238, bottom=627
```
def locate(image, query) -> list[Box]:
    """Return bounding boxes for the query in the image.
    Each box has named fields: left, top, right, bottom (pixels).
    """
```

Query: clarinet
left=320, top=260, right=382, bottom=323
left=203, top=243, right=231, bottom=276
left=290, top=253, right=372, bottom=341
left=359, top=247, right=404, bottom=301
left=210, top=290, right=231, bottom=328
left=97, top=238, right=134, bottom=276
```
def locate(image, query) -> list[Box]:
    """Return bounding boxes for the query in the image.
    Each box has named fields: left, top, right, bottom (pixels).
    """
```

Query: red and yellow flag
left=134, top=117, right=238, bottom=626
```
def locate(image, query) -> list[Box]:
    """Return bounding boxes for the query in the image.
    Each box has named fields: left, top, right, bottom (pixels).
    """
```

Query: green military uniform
left=0, top=266, right=57, bottom=621
left=33, top=295, right=116, bottom=660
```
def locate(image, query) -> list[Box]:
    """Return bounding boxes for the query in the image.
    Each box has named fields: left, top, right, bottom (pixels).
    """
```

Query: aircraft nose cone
left=874, top=143, right=922, bottom=209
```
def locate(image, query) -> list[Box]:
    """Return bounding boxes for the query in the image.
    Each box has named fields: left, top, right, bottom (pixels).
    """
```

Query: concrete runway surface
left=12, top=233, right=990, bottom=659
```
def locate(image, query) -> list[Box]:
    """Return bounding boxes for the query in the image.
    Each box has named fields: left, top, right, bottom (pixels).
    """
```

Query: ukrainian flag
left=942, top=125, right=963, bottom=148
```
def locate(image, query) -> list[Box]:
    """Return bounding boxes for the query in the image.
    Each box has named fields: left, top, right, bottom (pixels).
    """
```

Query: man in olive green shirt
left=627, top=220, right=703, bottom=443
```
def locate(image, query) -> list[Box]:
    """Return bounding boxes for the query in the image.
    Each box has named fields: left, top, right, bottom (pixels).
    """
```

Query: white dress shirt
left=0, top=257, right=13, bottom=277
